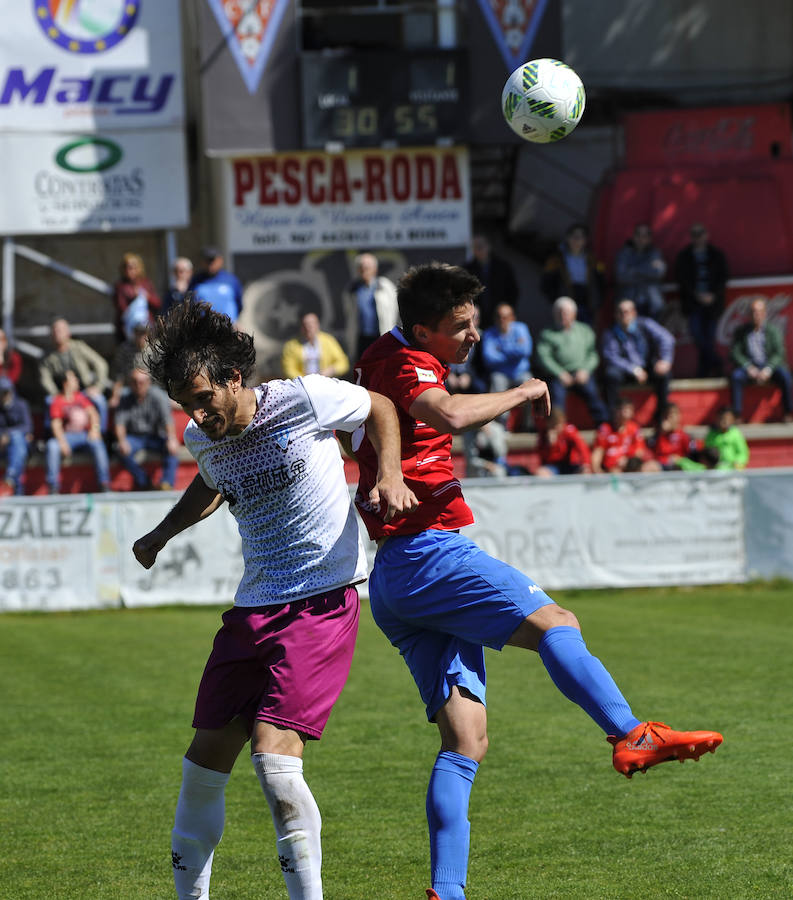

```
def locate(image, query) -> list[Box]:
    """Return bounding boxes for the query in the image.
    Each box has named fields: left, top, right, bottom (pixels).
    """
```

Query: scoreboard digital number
left=300, top=50, right=467, bottom=148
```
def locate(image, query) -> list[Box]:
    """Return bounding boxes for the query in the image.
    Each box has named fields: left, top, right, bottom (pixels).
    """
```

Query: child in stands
left=535, top=408, right=592, bottom=477
left=648, top=402, right=699, bottom=470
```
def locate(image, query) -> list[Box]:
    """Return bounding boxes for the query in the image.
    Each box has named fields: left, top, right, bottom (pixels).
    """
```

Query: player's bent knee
left=550, top=605, right=580, bottom=630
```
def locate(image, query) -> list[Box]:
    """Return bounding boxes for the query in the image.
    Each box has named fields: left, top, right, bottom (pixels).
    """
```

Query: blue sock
left=538, top=626, right=641, bottom=736
left=426, top=750, right=479, bottom=900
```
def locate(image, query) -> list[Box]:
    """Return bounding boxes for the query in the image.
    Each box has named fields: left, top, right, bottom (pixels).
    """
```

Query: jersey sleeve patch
left=414, top=366, right=438, bottom=383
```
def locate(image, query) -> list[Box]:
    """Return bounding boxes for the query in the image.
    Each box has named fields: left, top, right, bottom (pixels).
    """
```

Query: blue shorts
left=368, top=530, right=554, bottom=721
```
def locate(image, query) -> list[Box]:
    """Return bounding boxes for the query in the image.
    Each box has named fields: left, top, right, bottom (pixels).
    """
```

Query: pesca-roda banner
left=224, top=146, right=471, bottom=253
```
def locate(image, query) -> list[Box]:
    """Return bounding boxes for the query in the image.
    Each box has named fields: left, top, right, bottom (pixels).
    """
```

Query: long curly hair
left=144, top=299, right=256, bottom=396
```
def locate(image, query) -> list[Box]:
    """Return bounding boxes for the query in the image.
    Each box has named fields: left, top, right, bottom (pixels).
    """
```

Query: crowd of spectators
left=1, top=223, right=789, bottom=495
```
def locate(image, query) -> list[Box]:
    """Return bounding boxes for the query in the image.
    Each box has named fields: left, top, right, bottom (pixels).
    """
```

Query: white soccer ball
left=501, top=58, right=586, bottom=144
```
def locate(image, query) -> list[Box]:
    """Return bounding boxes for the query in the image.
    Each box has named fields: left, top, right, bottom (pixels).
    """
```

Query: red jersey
left=593, top=420, right=647, bottom=471
left=353, top=329, right=474, bottom=539
left=539, top=423, right=591, bottom=468
left=650, top=427, right=697, bottom=465
left=49, top=391, right=94, bottom=432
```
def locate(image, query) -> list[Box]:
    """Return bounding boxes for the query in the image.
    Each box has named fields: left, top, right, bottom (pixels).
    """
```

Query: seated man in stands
left=648, top=402, right=699, bottom=470
left=590, top=397, right=654, bottom=474
left=0, top=376, right=33, bottom=496
left=601, top=299, right=675, bottom=422
left=114, top=368, right=180, bottom=491
left=481, top=302, right=533, bottom=429
left=729, top=296, right=793, bottom=423
left=109, top=322, right=149, bottom=409
left=40, top=317, right=110, bottom=433
left=281, top=312, right=350, bottom=380
left=536, top=296, right=607, bottom=427
left=45, top=370, right=111, bottom=494
left=535, top=408, right=592, bottom=477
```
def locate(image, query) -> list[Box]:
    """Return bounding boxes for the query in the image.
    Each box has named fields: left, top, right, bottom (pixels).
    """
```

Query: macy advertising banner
left=0, top=0, right=184, bottom=131
left=223, top=147, right=471, bottom=253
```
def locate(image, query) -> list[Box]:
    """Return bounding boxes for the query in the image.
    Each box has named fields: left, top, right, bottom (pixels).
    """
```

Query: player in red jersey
left=352, top=263, right=722, bottom=900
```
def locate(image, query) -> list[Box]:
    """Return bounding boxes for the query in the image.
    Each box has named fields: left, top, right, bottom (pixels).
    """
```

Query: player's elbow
left=442, top=409, right=470, bottom=434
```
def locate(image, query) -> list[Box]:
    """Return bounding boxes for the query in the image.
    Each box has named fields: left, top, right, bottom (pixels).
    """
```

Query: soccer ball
left=501, top=58, right=586, bottom=144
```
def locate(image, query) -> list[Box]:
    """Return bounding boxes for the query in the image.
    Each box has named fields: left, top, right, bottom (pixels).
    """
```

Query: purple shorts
left=193, top=585, right=360, bottom=740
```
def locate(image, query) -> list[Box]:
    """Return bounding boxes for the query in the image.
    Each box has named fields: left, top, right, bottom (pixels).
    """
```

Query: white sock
left=171, top=757, right=230, bottom=900
left=252, top=752, right=323, bottom=900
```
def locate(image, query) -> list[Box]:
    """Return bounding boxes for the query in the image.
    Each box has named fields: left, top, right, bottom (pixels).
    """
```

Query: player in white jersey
left=133, top=301, right=417, bottom=900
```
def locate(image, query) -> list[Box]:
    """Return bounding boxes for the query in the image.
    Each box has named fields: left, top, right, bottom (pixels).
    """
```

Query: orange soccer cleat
left=609, top=721, right=723, bottom=778
left=426, top=892, right=442, bottom=900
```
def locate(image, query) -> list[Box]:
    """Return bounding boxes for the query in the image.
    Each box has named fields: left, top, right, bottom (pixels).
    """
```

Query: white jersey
left=183, top=375, right=371, bottom=607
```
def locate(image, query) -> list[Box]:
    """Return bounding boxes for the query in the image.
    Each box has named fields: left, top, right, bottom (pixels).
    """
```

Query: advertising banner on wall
left=0, top=496, right=112, bottom=612
left=0, top=0, right=184, bottom=131
left=462, top=474, right=746, bottom=589
left=0, top=129, right=189, bottom=234
left=224, top=147, right=470, bottom=253
left=0, top=473, right=750, bottom=613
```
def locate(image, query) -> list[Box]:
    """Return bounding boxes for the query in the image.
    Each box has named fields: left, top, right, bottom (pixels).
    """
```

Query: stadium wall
left=1, top=469, right=791, bottom=612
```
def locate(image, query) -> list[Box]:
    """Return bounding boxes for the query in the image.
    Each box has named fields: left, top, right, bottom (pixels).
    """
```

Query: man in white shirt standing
left=133, top=301, right=417, bottom=900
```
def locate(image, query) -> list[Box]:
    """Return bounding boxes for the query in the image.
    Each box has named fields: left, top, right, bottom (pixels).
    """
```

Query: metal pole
left=2, top=237, right=15, bottom=340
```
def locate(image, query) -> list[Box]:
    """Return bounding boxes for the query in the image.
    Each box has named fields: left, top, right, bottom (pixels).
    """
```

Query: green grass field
left=1, top=582, right=791, bottom=899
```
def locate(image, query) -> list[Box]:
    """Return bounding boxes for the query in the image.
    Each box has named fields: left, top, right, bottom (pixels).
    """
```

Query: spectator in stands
left=463, top=232, right=519, bottom=329
left=190, top=246, right=243, bottom=323
left=163, top=256, right=194, bottom=315
left=344, top=252, right=399, bottom=360
left=590, top=397, right=652, bottom=474
left=481, top=302, right=533, bottom=429
left=0, top=376, right=33, bottom=495
left=0, top=328, right=23, bottom=385
left=109, top=322, right=149, bottom=409
left=729, top=296, right=793, bottom=423
left=114, top=368, right=180, bottom=491
left=281, top=312, right=350, bottom=379
left=704, top=406, right=749, bottom=470
left=536, top=296, right=607, bottom=427
left=614, top=223, right=667, bottom=320
left=113, top=251, right=161, bottom=343
left=601, top=299, right=675, bottom=421
left=461, top=420, right=510, bottom=478
left=540, top=223, right=604, bottom=325
left=45, top=370, right=111, bottom=494
left=648, top=402, right=699, bottom=470
left=675, top=223, right=729, bottom=377
left=40, top=317, right=110, bottom=433
left=535, top=408, right=592, bottom=477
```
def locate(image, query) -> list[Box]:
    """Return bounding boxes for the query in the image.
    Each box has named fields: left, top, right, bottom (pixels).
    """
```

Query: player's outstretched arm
left=132, top=473, right=224, bottom=569
left=409, top=378, right=551, bottom=435
left=364, top=390, right=419, bottom=522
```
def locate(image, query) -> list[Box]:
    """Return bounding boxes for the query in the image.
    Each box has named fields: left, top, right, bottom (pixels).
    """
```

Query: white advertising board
left=224, top=147, right=471, bottom=252
left=0, top=473, right=758, bottom=613
left=0, top=495, right=109, bottom=611
left=462, top=474, right=746, bottom=589
left=115, top=496, right=244, bottom=608
left=0, top=0, right=184, bottom=131
left=0, top=129, right=189, bottom=234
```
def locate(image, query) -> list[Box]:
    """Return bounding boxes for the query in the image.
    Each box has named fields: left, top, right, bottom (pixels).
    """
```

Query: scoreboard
left=299, top=49, right=467, bottom=148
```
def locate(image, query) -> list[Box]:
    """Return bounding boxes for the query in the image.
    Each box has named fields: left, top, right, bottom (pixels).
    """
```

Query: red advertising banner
left=623, top=104, right=793, bottom=168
